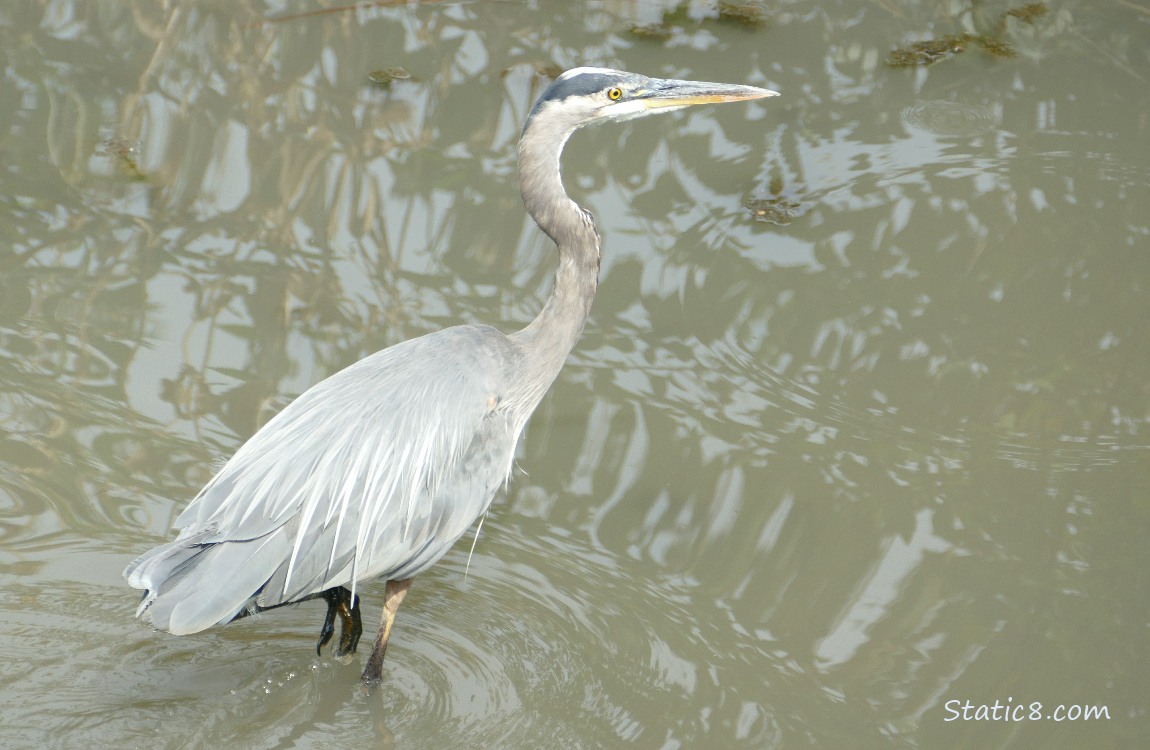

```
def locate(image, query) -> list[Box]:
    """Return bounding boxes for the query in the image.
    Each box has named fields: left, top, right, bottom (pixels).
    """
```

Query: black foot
left=316, top=586, right=362, bottom=657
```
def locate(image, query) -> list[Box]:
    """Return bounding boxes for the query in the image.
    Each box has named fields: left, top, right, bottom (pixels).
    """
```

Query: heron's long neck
left=507, top=118, right=601, bottom=417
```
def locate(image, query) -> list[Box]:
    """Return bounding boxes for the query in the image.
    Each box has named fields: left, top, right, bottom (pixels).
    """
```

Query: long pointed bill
left=639, top=78, right=778, bottom=111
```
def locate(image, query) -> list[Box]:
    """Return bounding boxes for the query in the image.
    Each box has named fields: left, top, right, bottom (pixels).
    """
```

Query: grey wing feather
left=125, top=324, right=521, bottom=635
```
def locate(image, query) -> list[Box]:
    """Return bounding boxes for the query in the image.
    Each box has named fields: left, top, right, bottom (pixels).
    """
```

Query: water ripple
left=901, top=100, right=1001, bottom=137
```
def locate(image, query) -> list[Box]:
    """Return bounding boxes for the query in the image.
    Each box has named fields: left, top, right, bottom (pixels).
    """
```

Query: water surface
left=1, top=0, right=1148, bottom=747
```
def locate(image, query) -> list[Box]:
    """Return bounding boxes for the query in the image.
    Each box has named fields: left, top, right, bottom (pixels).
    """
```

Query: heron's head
left=525, top=67, right=778, bottom=135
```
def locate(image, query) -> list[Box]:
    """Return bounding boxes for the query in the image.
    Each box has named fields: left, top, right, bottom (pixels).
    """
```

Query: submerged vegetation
left=623, top=2, right=770, bottom=43
left=1007, top=3, right=1049, bottom=23
left=887, top=34, right=975, bottom=66
left=367, top=67, right=411, bottom=88
left=746, top=196, right=802, bottom=226
left=887, top=2, right=1049, bottom=67
left=746, top=175, right=803, bottom=226
left=627, top=22, right=675, bottom=40
left=717, top=2, right=769, bottom=29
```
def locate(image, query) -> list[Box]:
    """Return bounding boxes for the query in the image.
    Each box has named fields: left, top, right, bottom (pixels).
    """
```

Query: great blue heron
left=125, top=67, right=777, bottom=683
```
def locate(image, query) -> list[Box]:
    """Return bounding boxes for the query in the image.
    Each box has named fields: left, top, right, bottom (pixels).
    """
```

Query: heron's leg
left=360, top=578, right=412, bottom=684
left=338, top=592, right=363, bottom=656
left=316, top=587, right=362, bottom=657
left=317, top=588, right=341, bottom=655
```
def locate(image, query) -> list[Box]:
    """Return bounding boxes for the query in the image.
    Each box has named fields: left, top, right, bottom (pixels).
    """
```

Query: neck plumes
left=507, top=112, right=601, bottom=420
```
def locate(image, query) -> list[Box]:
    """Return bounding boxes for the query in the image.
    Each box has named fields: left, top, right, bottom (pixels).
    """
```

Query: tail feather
left=124, top=529, right=214, bottom=616
left=124, top=530, right=291, bottom=635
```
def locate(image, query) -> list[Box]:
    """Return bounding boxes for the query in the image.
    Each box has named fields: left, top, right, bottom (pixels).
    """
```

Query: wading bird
left=125, top=67, right=776, bottom=683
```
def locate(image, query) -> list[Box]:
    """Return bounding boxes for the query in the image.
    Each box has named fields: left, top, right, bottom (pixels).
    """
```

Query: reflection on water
left=2, top=0, right=1149, bottom=747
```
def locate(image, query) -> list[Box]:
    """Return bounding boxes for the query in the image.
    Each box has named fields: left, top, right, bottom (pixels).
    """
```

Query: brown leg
left=360, top=578, right=412, bottom=684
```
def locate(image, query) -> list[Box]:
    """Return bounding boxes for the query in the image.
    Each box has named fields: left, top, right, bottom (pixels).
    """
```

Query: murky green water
left=2, top=1, right=1148, bottom=747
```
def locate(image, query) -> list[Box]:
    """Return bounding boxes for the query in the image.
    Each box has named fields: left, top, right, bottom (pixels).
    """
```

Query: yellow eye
left=607, top=87, right=623, bottom=100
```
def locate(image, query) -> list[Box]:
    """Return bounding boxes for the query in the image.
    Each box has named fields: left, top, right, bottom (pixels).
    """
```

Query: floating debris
left=97, top=136, right=145, bottom=180
left=887, top=34, right=974, bottom=67
left=1007, top=2, right=1049, bottom=24
left=717, top=2, right=768, bottom=30
left=367, top=67, right=411, bottom=87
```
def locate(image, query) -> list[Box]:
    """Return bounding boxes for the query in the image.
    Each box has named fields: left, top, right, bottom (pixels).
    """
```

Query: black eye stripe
left=527, top=70, right=646, bottom=124
left=537, top=73, right=617, bottom=104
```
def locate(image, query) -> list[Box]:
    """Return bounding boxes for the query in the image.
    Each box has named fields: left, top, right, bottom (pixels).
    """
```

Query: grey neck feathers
left=507, top=107, right=602, bottom=422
